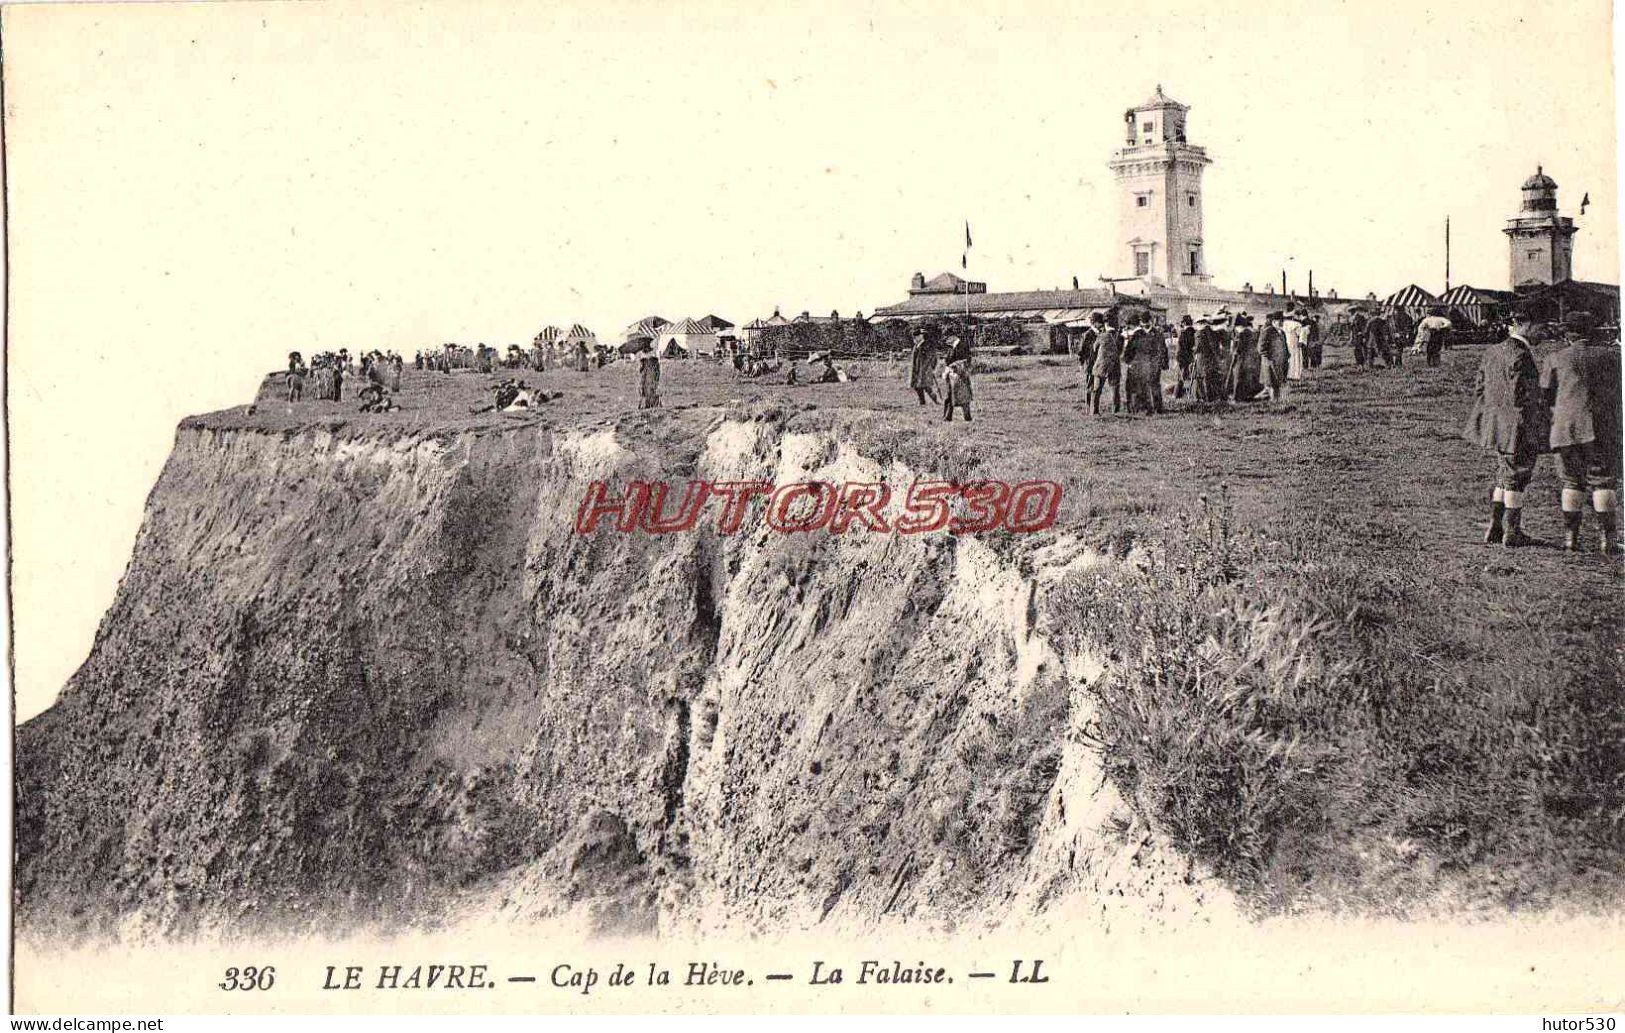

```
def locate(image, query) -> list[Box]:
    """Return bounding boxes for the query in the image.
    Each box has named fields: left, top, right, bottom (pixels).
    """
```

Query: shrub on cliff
left=1051, top=490, right=1625, bottom=914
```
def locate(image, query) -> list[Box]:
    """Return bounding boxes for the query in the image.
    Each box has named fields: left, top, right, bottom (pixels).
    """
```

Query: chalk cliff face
left=16, top=411, right=1223, bottom=941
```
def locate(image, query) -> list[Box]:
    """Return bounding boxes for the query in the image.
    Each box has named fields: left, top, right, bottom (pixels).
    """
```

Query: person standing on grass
left=1227, top=314, right=1264, bottom=401
left=907, top=328, right=939, bottom=406
left=1391, top=308, right=1415, bottom=364
left=624, top=335, right=660, bottom=409
left=1463, top=307, right=1548, bottom=547
left=1282, top=309, right=1306, bottom=381
left=286, top=352, right=307, bottom=402
left=1366, top=311, right=1394, bottom=367
left=1349, top=308, right=1370, bottom=366
left=1123, top=311, right=1164, bottom=414
left=1415, top=310, right=1452, bottom=367
left=1193, top=316, right=1225, bottom=402
left=1076, top=317, right=1101, bottom=405
left=1260, top=311, right=1290, bottom=401
left=1088, top=311, right=1122, bottom=415
left=941, top=334, right=973, bottom=422
left=1542, top=311, right=1621, bottom=553
left=1175, top=315, right=1196, bottom=398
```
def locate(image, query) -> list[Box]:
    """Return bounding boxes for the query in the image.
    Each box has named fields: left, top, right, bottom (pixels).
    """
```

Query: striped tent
left=533, top=325, right=563, bottom=346
left=562, top=323, right=597, bottom=345
left=1438, top=284, right=1517, bottom=327
left=657, top=317, right=718, bottom=358
left=622, top=316, right=668, bottom=341
left=1383, top=284, right=1440, bottom=320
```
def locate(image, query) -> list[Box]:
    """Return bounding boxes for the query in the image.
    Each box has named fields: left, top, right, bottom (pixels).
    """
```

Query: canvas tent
left=562, top=323, right=597, bottom=347
left=657, top=317, right=718, bottom=358
left=1382, top=284, right=1440, bottom=321
left=1438, top=285, right=1518, bottom=327
left=623, top=316, right=670, bottom=342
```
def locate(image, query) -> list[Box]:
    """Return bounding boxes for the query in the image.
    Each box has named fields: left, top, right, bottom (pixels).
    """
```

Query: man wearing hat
left=1260, top=312, right=1290, bottom=401
left=1462, top=307, right=1547, bottom=547
left=1122, top=310, right=1165, bottom=414
left=1088, top=310, right=1122, bottom=415
left=1226, top=314, right=1264, bottom=401
left=1542, top=311, right=1621, bottom=552
left=908, top=328, right=940, bottom=406
left=1076, top=315, right=1102, bottom=403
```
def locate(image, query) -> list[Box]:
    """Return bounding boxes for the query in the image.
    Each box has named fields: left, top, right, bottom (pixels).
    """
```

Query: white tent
left=657, top=317, right=718, bottom=358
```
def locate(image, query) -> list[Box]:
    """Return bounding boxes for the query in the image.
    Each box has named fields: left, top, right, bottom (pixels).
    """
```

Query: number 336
left=219, top=965, right=276, bottom=991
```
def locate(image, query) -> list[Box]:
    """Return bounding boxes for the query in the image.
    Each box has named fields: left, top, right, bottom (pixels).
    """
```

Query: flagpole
left=963, top=220, right=971, bottom=324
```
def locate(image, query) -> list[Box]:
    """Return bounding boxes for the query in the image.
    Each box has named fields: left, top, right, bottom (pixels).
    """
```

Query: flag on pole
left=962, top=221, right=972, bottom=269
left=1581, top=192, right=1591, bottom=215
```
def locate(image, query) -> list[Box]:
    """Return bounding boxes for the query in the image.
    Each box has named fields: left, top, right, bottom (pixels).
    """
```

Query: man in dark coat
left=1349, top=309, right=1369, bottom=366
left=1391, top=309, right=1415, bottom=365
left=1226, top=315, right=1264, bottom=401
left=1462, top=308, right=1548, bottom=546
left=908, top=328, right=939, bottom=405
left=1542, top=311, right=1621, bottom=552
left=1088, top=311, right=1122, bottom=415
left=1260, top=312, right=1290, bottom=401
left=1123, top=311, right=1164, bottom=413
left=1175, top=315, right=1196, bottom=398
left=1367, top=312, right=1394, bottom=367
left=1076, top=319, right=1100, bottom=405
left=1193, top=316, right=1225, bottom=402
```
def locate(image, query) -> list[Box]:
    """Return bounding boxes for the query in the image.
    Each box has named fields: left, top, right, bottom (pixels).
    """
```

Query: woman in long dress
left=1226, top=316, right=1264, bottom=401
left=1283, top=312, right=1306, bottom=380
left=1192, top=317, right=1226, bottom=401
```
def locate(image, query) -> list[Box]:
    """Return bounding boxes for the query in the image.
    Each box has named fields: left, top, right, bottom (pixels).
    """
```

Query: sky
left=6, top=0, right=1621, bottom=720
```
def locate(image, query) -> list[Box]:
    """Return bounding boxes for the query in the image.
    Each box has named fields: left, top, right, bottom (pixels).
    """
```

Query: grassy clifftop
left=20, top=344, right=1623, bottom=940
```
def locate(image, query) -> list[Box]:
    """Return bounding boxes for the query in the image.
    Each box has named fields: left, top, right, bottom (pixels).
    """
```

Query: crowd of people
left=1060, top=305, right=1330, bottom=416
left=284, top=349, right=404, bottom=406
left=413, top=338, right=618, bottom=375
left=269, top=307, right=1620, bottom=559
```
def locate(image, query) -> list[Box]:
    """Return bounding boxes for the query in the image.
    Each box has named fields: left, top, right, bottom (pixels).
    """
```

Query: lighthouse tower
left=1109, top=86, right=1212, bottom=285
left=1503, top=166, right=1576, bottom=288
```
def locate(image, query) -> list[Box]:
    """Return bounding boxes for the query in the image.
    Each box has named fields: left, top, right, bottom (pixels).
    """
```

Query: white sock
left=1504, top=490, right=1524, bottom=510
left=1594, top=490, right=1618, bottom=514
left=1562, top=488, right=1586, bottom=513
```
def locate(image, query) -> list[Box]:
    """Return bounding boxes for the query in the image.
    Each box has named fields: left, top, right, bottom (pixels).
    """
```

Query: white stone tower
left=1503, top=166, right=1576, bottom=288
left=1109, top=86, right=1211, bottom=285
